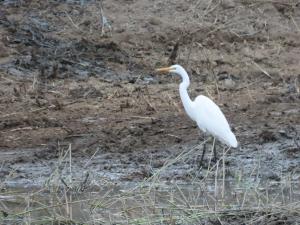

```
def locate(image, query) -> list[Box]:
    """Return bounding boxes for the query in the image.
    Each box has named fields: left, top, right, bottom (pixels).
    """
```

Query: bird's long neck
left=178, top=70, right=195, bottom=120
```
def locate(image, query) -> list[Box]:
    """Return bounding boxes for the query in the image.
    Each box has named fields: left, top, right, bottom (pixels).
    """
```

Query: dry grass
left=0, top=142, right=299, bottom=224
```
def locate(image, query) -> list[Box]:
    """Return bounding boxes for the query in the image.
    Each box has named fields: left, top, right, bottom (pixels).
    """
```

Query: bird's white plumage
left=157, top=64, right=238, bottom=148
left=193, top=95, right=237, bottom=147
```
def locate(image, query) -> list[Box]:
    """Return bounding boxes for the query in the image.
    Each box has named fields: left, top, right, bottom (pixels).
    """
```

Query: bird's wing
left=193, top=95, right=235, bottom=146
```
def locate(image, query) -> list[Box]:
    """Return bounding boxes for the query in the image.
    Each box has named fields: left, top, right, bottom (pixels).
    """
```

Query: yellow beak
left=156, top=67, right=172, bottom=73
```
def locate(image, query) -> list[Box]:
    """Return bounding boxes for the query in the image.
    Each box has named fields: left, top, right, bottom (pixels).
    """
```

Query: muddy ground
left=0, top=0, right=299, bottom=190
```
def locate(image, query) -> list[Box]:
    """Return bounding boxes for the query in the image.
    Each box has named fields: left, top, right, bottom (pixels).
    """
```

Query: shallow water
left=1, top=180, right=299, bottom=224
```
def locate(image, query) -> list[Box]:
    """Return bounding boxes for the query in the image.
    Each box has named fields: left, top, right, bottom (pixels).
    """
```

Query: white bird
left=156, top=65, right=238, bottom=162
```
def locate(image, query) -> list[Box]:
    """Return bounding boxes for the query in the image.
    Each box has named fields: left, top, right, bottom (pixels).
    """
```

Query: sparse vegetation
left=1, top=143, right=299, bottom=224
left=0, top=0, right=299, bottom=224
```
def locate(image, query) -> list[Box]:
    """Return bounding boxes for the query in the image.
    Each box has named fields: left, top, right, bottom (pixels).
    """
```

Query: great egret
left=156, top=65, right=238, bottom=162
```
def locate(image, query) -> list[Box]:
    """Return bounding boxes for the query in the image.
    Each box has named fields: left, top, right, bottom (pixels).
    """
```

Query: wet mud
left=0, top=0, right=299, bottom=190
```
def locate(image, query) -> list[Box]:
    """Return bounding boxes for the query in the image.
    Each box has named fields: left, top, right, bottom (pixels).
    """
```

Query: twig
left=130, top=116, right=156, bottom=120
left=69, top=144, right=72, bottom=185
left=98, top=0, right=112, bottom=36
left=9, top=127, right=33, bottom=132
left=84, top=147, right=100, bottom=169
left=166, top=134, right=182, bottom=141
left=290, top=15, right=300, bottom=33
left=60, top=178, right=71, bottom=189
left=64, top=11, right=80, bottom=30
left=80, top=172, right=90, bottom=192
left=252, top=61, right=273, bottom=79
left=214, top=158, right=219, bottom=209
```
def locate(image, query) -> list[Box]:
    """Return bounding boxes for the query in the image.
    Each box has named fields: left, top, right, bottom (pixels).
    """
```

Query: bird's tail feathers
left=226, top=132, right=238, bottom=148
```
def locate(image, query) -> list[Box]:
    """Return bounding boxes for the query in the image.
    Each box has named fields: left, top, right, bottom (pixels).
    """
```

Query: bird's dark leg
left=212, top=138, right=217, bottom=162
left=196, top=133, right=207, bottom=168
left=199, top=141, right=206, bottom=167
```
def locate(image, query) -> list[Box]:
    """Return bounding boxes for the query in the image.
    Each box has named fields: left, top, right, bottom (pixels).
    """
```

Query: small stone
left=221, top=0, right=235, bottom=9
left=223, top=78, right=236, bottom=90
left=8, top=68, right=24, bottom=77
left=115, top=28, right=125, bottom=33
left=149, top=17, right=161, bottom=26
left=266, top=172, right=281, bottom=181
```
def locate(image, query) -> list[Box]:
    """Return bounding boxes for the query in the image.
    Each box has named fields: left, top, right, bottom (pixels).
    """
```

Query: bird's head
left=156, top=64, right=185, bottom=76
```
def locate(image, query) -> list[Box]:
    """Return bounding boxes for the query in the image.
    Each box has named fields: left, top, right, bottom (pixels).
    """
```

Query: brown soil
left=0, top=0, right=299, bottom=188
